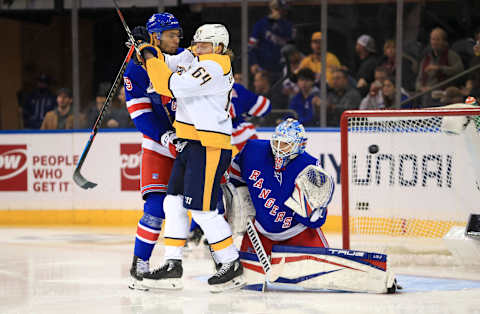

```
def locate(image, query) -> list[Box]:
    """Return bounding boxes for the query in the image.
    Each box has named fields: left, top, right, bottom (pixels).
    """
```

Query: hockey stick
left=112, top=0, right=174, bottom=126
left=73, top=44, right=135, bottom=189
left=246, top=218, right=280, bottom=287
left=112, top=0, right=141, bottom=58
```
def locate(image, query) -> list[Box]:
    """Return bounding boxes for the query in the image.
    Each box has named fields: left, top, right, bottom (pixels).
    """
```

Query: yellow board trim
left=198, top=54, right=231, bottom=75
left=350, top=217, right=466, bottom=238
left=320, top=215, right=342, bottom=233
left=0, top=211, right=464, bottom=240
left=0, top=210, right=143, bottom=226
left=211, top=236, right=233, bottom=251
left=164, top=237, right=187, bottom=247
left=203, top=147, right=221, bottom=211
left=0, top=210, right=343, bottom=234
left=145, top=57, right=173, bottom=98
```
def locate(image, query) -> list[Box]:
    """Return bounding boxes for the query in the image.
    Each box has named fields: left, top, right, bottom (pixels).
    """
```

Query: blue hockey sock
left=134, top=193, right=165, bottom=261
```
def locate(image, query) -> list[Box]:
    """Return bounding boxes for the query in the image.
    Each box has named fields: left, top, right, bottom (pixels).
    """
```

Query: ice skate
left=208, top=257, right=245, bottom=293
left=142, top=259, right=183, bottom=290
left=128, top=256, right=149, bottom=291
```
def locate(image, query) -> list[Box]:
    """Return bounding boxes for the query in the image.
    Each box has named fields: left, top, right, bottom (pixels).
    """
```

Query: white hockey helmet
left=192, top=24, right=229, bottom=54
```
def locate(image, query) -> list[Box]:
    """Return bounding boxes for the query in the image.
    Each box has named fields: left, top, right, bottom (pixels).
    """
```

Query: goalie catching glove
left=160, top=130, right=187, bottom=157
left=284, top=165, right=334, bottom=224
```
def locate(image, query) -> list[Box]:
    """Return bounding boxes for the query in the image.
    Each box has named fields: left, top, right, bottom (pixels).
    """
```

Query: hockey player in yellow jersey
left=137, top=24, right=244, bottom=292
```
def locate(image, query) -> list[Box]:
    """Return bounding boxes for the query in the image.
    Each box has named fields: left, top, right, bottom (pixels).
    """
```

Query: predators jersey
left=146, top=52, right=234, bottom=149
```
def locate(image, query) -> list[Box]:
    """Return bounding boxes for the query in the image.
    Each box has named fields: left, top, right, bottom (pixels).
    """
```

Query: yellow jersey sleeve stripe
left=145, top=57, right=173, bottom=98
left=198, top=54, right=231, bottom=75
left=210, top=236, right=234, bottom=251
left=164, top=237, right=187, bottom=247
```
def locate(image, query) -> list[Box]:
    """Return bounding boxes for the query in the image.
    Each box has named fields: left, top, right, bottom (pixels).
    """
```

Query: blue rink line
left=194, top=274, right=480, bottom=293
left=395, top=274, right=480, bottom=293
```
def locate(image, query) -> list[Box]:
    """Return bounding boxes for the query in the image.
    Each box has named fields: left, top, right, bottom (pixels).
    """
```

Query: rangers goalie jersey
left=229, top=139, right=327, bottom=240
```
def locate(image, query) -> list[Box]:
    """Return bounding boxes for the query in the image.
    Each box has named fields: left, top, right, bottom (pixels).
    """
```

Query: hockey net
left=340, top=107, right=480, bottom=266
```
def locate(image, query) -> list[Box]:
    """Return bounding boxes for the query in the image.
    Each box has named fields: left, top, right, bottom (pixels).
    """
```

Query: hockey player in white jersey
left=225, top=118, right=398, bottom=293
left=137, top=24, right=244, bottom=292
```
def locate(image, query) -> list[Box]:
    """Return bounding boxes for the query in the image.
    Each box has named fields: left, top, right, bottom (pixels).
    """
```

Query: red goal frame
left=340, top=108, right=480, bottom=249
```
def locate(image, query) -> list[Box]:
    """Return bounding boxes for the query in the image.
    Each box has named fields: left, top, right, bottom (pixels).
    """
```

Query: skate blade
left=128, top=278, right=149, bottom=291
left=209, top=275, right=246, bottom=293
left=142, top=278, right=183, bottom=290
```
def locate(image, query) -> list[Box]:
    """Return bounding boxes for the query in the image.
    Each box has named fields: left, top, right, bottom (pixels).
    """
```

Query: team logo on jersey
left=0, top=145, right=28, bottom=191
left=274, top=171, right=282, bottom=185
left=124, top=76, right=133, bottom=91
left=170, top=99, right=177, bottom=111
left=120, top=143, right=141, bottom=191
left=176, top=66, right=186, bottom=75
left=274, top=157, right=283, bottom=170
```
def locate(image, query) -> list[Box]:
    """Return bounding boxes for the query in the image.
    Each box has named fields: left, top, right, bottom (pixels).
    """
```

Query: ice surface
left=1, top=227, right=479, bottom=314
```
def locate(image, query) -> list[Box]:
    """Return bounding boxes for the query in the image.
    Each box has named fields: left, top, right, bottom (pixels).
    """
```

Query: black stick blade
left=73, top=169, right=97, bottom=189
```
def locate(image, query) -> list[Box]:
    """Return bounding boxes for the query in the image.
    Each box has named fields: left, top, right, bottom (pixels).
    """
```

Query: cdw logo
left=120, top=143, right=141, bottom=191
left=0, top=145, right=28, bottom=191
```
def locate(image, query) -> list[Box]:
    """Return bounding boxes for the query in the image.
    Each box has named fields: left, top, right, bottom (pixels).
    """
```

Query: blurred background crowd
left=1, top=0, right=480, bottom=130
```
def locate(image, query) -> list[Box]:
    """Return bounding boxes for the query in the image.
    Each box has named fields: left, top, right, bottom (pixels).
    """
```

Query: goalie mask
left=192, top=24, right=229, bottom=54
left=146, top=13, right=183, bottom=40
left=271, top=118, right=307, bottom=170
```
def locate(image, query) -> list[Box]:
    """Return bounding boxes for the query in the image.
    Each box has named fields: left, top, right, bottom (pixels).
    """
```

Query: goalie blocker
left=240, top=245, right=398, bottom=294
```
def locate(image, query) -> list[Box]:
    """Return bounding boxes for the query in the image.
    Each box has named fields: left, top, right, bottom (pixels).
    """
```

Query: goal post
left=340, top=108, right=480, bottom=258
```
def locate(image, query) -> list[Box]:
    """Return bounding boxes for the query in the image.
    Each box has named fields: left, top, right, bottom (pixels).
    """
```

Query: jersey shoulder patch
left=198, top=54, right=232, bottom=75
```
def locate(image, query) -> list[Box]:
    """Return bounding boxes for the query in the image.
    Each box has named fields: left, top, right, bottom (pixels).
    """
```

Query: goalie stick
left=246, top=218, right=283, bottom=288
left=112, top=0, right=174, bottom=125
left=72, top=44, right=135, bottom=189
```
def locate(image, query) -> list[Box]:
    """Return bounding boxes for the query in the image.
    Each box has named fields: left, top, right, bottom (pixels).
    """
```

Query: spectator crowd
left=16, top=0, right=480, bottom=130
left=244, top=0, right=479, bottom=127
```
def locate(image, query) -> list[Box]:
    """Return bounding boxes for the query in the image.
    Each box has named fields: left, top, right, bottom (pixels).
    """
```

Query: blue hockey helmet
left=270, top=118, right=307, bottom=170
left=146, top=13, right=182, bottom=38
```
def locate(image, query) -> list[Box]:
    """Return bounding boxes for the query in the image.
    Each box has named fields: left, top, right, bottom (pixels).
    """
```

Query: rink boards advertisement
left=0, top=128, right=476, bottom=227
left=0, top=129, right=341, bottom=226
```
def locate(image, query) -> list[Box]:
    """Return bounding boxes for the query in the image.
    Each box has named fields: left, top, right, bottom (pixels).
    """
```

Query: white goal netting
left=341, top=108, right=480, bottom=266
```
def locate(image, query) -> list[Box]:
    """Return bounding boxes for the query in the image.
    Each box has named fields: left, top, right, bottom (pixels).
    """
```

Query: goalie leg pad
left=239, top=251, right=266, bottom=291
left=270, top=245, right=396, bottom=294
left=222, top=183, right=255, bottom=235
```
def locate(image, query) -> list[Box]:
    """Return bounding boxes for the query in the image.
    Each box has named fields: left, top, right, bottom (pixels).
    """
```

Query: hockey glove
left=136, top=42, right=160, bottom=65
left=133, top=26, right=152, bottom=44
left=125, top=26, right=153, bottom=49
left=160, top=130, right=187, bottom=157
